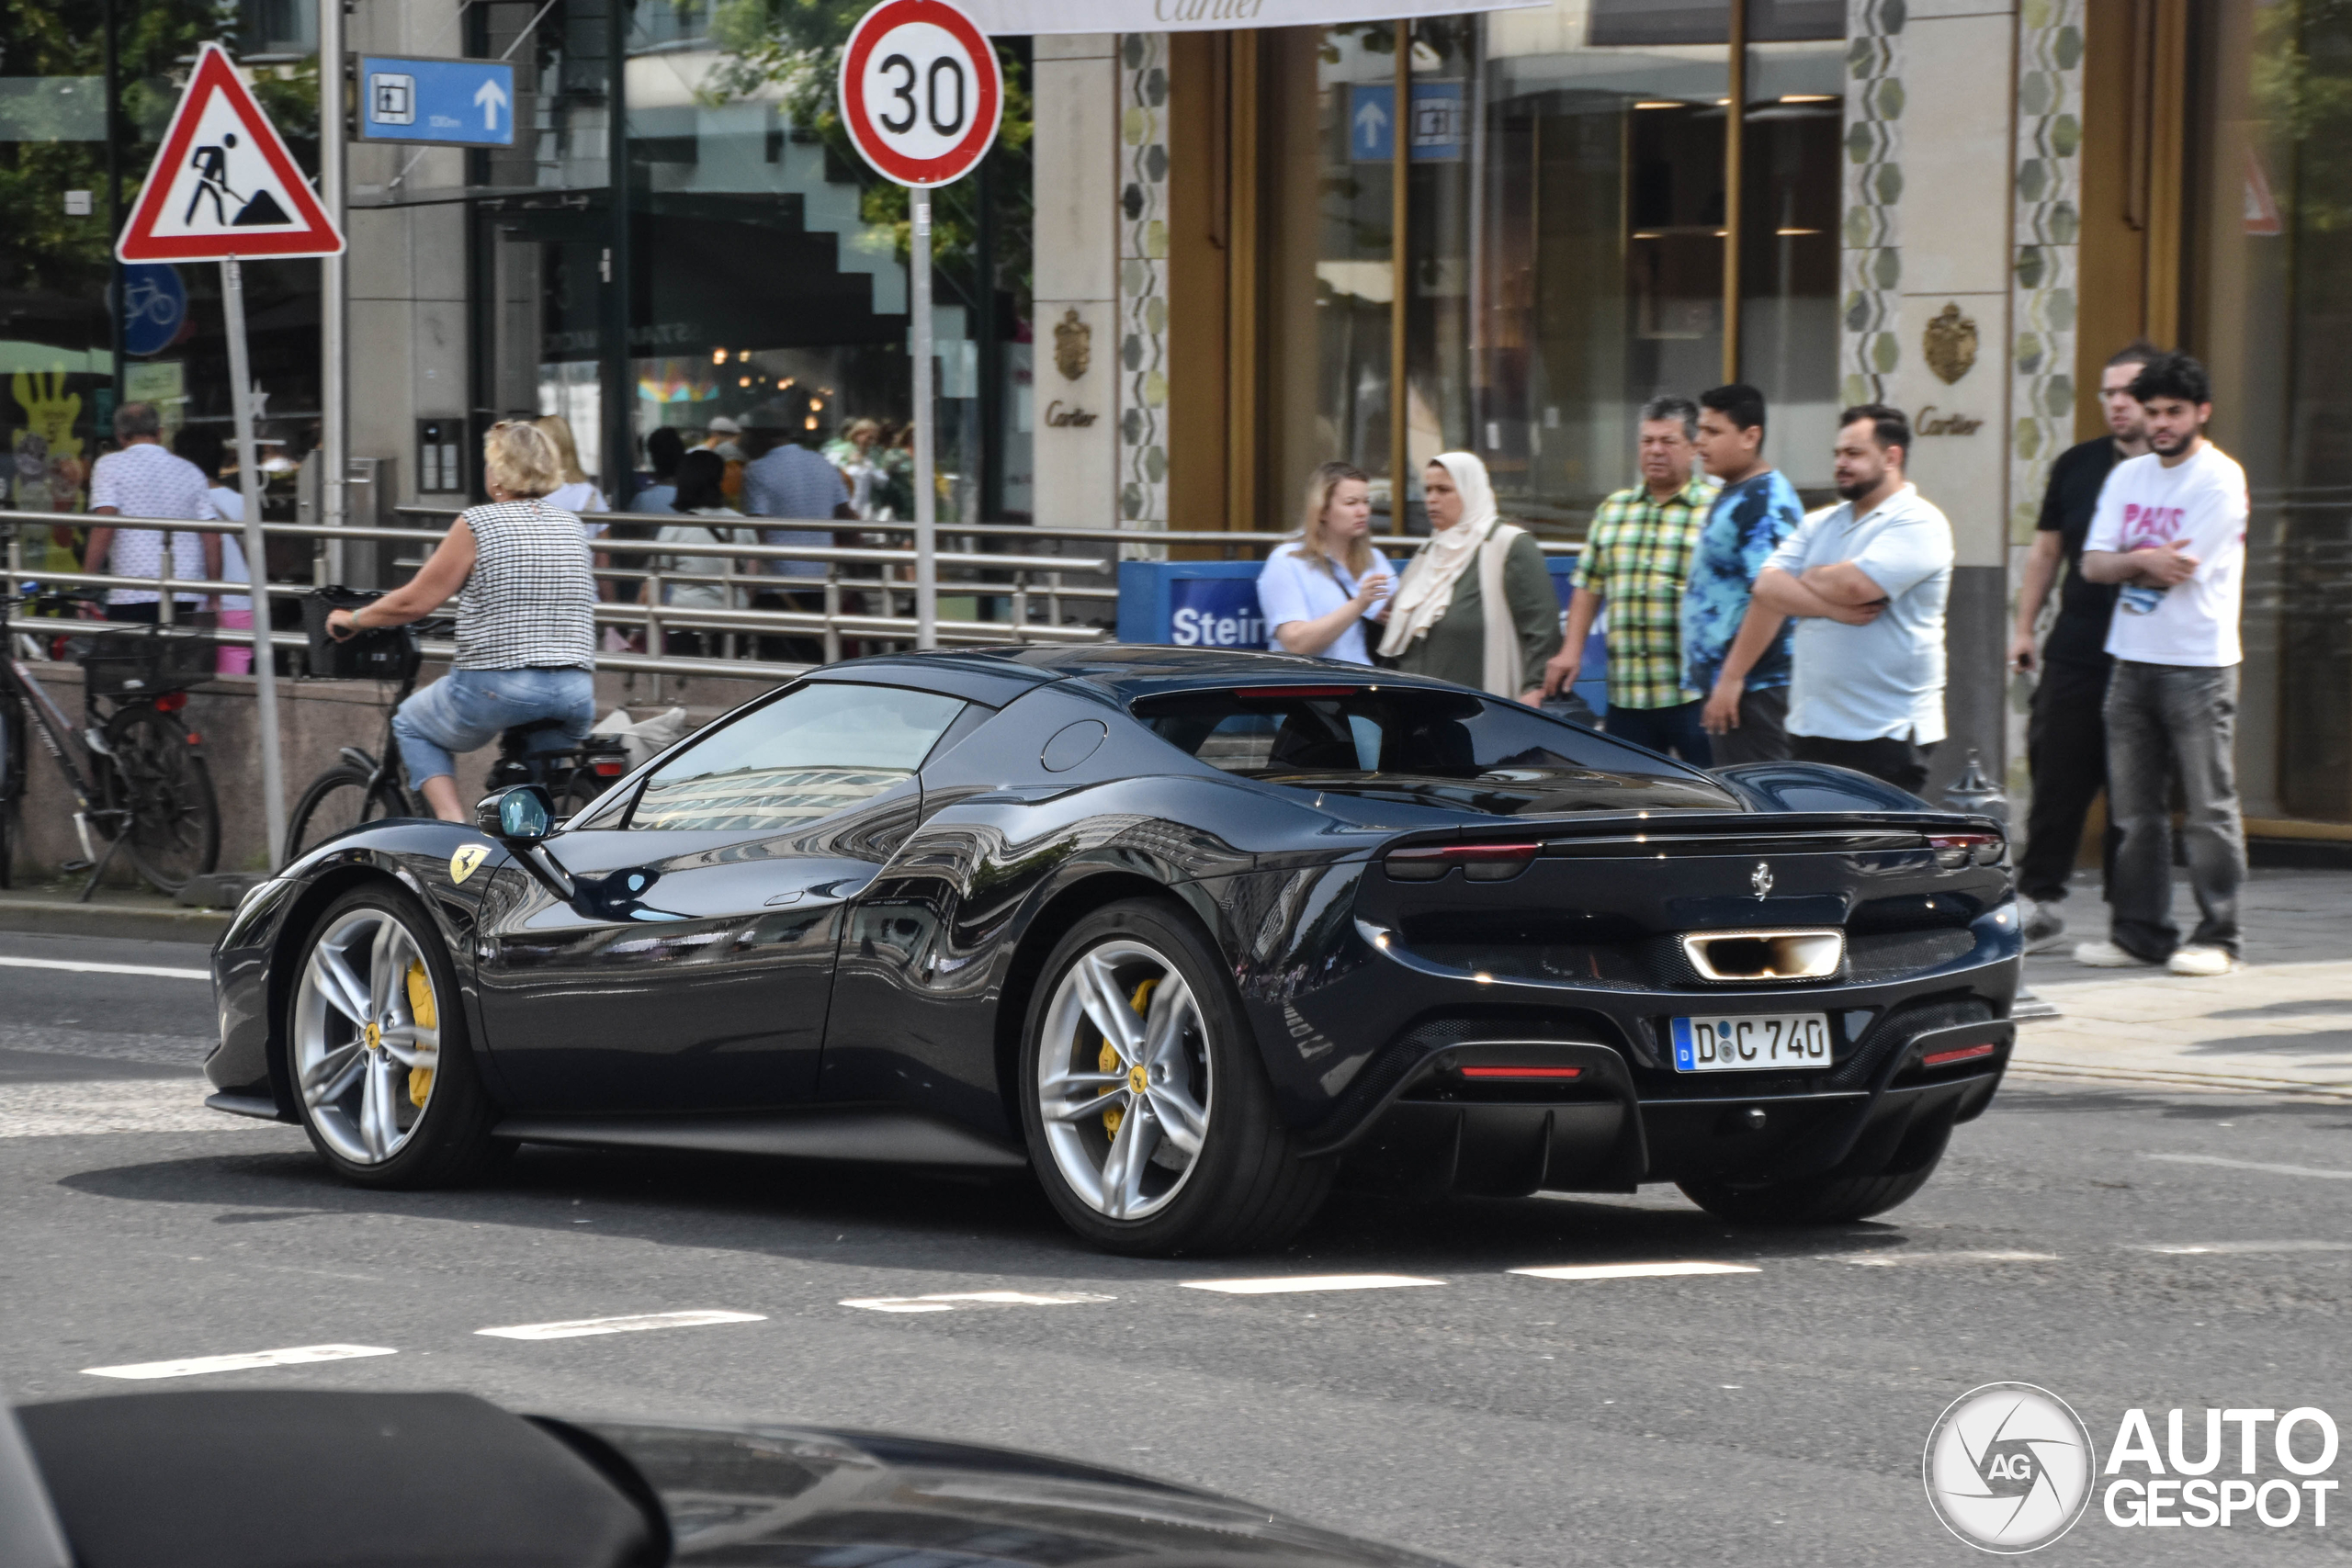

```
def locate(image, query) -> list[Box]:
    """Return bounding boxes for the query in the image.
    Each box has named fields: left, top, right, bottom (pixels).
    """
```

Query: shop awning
left=965, top=0, right=1543, bottom=34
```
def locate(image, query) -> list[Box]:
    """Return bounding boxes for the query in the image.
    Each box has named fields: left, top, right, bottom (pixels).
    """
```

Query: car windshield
left=627, top=681, right=967, bottom=832
left=1132, top=684, right=1726, bottom=816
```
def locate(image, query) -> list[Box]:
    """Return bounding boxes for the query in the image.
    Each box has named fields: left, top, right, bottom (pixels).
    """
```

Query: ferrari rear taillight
left=1927, top=832, right=2004, bottom=868
left=1384, top=842, right=1540, bottom=882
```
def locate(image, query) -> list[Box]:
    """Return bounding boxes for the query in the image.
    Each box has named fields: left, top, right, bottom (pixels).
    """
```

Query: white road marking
left=2145, top=1152, right=2352, bottom=1181
left=475, top=1310, right=765, bottom=1340
left=0, top=1081, right=238, bottom=1137
left=2135, top=1240, right=2352, bottom=1256
left=1833, top=1250, right=2058, bottom=1267
left=84, top=1344, right=396, bottom=1380
left=841, top=1291, right=1116, bottom=1314
left=0, top=954, right=209, bottom=980
left=1180, top=1274, right=1444, bottom=1295
left=1510, top=1261, right=1760, bottom=1281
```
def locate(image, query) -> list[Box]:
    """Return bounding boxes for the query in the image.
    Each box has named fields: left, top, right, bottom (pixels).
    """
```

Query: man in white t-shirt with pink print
left=2074, top=351, right=2249, bottom=976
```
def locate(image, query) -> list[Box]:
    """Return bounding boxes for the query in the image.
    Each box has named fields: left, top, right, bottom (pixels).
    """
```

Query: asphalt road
left=4, top=928, right=2351, bottom=1566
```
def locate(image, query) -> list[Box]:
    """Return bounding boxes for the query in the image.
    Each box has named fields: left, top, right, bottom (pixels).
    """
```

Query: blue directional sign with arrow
left=1347, top=82, right=1464, bottom=164
left=356, top=55, right=516, bottom=147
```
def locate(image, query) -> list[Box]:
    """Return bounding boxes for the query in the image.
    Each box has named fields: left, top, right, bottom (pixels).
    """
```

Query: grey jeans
left=2103, top=660, right=2245, bottom=959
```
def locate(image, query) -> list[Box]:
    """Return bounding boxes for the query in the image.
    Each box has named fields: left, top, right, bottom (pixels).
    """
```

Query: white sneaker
left=2073, top=941, right=2156, bottom=968
left=2166, top=945, right=2240, bottom=976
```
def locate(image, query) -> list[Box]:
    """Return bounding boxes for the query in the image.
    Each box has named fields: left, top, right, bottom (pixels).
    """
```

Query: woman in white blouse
left=1255, top=461, right=1394, bottom=664
left=641, top=449, right=755, bottom=656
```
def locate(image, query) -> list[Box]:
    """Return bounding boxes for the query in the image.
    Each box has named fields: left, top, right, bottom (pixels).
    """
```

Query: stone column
left=1030, top=34, right=1121, bottom=534
left=1841, top=0, right=2018, bottom=796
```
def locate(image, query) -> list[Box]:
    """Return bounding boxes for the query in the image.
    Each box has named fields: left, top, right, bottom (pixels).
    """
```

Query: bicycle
left=0, top=591, right=222, bottom=898
left=284, top=591, right=628, bottom=861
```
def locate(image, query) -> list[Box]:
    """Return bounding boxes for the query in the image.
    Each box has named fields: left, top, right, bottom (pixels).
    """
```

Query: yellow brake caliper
left=1100, top=977, right=1157, bottom=1140
left=405, top=961, right=436, bottom=1107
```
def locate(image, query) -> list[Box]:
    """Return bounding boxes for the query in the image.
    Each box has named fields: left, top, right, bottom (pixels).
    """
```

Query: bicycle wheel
left=288, top=767, right=406, bottom=861
left=104, top=704, right=220, bottom=896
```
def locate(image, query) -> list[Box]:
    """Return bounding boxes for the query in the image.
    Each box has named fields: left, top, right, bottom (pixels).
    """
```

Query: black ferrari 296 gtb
left=206, top=647, right=2020, bottom=1254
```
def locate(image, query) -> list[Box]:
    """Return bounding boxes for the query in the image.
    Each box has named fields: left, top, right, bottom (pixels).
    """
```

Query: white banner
left=961, top=0, right=1543, bottom=34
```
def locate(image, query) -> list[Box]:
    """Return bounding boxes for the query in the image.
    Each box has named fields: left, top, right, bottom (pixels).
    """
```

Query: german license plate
left=1670, top=1013, right=1831, bottom=1072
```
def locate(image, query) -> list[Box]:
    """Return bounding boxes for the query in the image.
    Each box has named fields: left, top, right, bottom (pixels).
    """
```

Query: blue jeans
left=391, top=667, right=595, bottom=786
left=2104, top=660, right=2245, bottom=959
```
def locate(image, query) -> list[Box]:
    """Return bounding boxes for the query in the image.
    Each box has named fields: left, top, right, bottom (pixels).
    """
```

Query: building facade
left=1, top=0, right=2346, bottom=844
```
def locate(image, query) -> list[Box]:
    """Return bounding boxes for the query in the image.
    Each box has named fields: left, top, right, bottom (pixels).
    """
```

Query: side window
left=628, top=682, right=967, bottom=832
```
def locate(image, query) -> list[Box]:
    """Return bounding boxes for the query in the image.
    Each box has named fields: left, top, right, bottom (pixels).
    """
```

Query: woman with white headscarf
left=1376, top=451, right=1562, bottom=698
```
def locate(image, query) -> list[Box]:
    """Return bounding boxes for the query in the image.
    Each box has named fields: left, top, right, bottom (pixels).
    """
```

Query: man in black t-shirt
left=2006, top=341, right=2158, bottom=951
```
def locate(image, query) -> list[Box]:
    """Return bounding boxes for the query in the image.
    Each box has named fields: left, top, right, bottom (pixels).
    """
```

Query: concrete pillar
left=1841, top=0, right=2018, bottom=798
left=1030, top=34, right=1120, bottom=533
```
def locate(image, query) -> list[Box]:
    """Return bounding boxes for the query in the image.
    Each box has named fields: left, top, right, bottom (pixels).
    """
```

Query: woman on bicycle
left=325, top=421, right=597, bottom=823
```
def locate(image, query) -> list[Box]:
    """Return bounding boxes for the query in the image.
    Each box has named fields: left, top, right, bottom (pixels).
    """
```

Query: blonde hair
left=531, top=414, right=591, bottom=486
left=483, top=421, right=564, bottom=499
left=1297, top=460, right=1373, bottom=579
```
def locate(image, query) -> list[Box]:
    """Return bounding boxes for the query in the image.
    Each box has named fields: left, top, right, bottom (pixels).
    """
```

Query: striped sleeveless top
left=455, top=499, right=597, bottom=671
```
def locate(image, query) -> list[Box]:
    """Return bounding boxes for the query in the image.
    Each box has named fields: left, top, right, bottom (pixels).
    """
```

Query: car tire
left=1675, top=1132, right=1948, bottom=1226
left=1018, top=897, right=1332, bottom=1256
left=287, top=883, right=504, bottom=1190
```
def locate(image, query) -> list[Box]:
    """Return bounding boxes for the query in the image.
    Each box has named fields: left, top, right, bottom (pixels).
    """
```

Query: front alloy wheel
left=1035, top=938, right=1214, bottom=1221
left=288, top=886, right=503, bottom=1188
left=294, top=906, right=442, bottom=1163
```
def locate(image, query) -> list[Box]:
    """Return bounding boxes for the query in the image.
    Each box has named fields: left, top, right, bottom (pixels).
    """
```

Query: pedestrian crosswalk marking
left=1510, top=1261, right=1760, bottom=1280
left=1180, top=1274, right=1443, bottom=1295
left=475, top=1310, right=765, bottom=1340
left=841, top=1291, right=1115, bottom=1314
left=84, top=1344, right=396, bottom=1380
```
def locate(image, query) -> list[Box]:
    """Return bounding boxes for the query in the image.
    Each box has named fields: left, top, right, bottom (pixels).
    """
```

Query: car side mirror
left=477, top=784, right=554, bottom=844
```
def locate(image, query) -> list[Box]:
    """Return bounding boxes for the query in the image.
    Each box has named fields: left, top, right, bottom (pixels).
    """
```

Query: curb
left=2007, top=1061, right=2352, bottom=1101
left=0, top=896, right=231, bottom=946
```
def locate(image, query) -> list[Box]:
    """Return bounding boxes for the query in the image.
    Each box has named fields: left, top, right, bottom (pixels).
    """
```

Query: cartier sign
left=1914, top=405, right=1983, bottom=436
left=1045, top=400, right=1099, bottom=428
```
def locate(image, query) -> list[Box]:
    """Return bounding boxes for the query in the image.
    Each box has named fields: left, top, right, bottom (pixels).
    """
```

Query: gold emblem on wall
left=1054, top=309, right=1091, bottom=381
left=1923, top=303, right=1978, bottom=385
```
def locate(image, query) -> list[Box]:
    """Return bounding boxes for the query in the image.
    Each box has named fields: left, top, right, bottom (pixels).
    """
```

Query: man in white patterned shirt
left=85, top=402, right=220, bottom=623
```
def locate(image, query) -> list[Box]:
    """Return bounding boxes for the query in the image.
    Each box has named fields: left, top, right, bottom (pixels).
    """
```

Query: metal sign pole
left=911, top=186, right=936, bottom=650
left=221, top=257, right=288, bottom=868
left=319, top=0, right=348, bottom=554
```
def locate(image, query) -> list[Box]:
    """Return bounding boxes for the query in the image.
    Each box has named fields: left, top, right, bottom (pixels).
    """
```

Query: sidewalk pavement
left=0, top=883, right=232, bottom=944
left=2014, top=867, right=2352, bottom=1099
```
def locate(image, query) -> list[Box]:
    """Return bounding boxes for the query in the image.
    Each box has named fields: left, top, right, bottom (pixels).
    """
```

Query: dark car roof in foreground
left=805, top=645, right=1473, bottom=705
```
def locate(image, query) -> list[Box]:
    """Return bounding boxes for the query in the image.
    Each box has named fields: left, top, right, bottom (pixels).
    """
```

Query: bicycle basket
left=79, top=628, right=216, bottom=698
left=302, top=587, right=419, bottom=681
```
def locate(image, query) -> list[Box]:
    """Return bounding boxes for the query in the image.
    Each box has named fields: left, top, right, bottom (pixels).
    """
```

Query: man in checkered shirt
left=1536, top=394, right=1717, bottom=762
left=85, top=402, right=220, bottom=623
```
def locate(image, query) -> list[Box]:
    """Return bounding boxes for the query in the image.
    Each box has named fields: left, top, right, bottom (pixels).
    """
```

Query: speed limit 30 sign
left=838, top=0, right=1002, bottom=188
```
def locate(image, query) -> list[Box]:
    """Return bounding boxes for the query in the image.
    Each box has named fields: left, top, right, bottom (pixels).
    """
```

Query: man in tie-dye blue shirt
left=1681, top=383, right=1804, bottom=763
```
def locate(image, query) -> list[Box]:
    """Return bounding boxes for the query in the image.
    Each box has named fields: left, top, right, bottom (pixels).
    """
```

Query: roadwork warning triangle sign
left=117, top=42, right=343, bottom=262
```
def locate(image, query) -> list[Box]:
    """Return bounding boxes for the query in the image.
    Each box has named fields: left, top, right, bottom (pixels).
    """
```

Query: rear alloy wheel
left=289, top=886, right=503, bottom=1188
left=1021, top=899, right=1330, bottom=1255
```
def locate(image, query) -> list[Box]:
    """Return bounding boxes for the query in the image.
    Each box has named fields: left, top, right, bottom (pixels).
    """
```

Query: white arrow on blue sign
left=356, top=55, right=517, bottom=147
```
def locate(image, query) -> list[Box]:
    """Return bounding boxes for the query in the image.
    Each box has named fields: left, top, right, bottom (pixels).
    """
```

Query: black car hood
left=584, top=1418, right=1454, bottom=1567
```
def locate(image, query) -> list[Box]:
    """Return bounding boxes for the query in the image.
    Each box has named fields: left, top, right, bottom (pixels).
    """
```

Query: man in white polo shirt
left=84, top=401, right=220, bottom=623
left=2073, top=351, right=2250, bottom=976
left=1751, top=404, right=1954, bottom=794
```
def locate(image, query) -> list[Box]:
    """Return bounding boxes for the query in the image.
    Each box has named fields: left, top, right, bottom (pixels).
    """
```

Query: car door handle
left=763, top=891, right=804, bottom=907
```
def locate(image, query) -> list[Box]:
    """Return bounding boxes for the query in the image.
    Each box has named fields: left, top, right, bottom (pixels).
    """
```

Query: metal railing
left=1, top=507, right=1117, bottom=682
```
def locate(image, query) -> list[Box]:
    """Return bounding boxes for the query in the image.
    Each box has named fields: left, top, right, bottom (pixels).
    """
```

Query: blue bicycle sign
left=118, top=263, right=188, bottom=356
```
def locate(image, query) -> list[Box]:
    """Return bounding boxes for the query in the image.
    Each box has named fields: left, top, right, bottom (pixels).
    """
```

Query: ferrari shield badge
left=449, top=844, right=489, bottom=886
